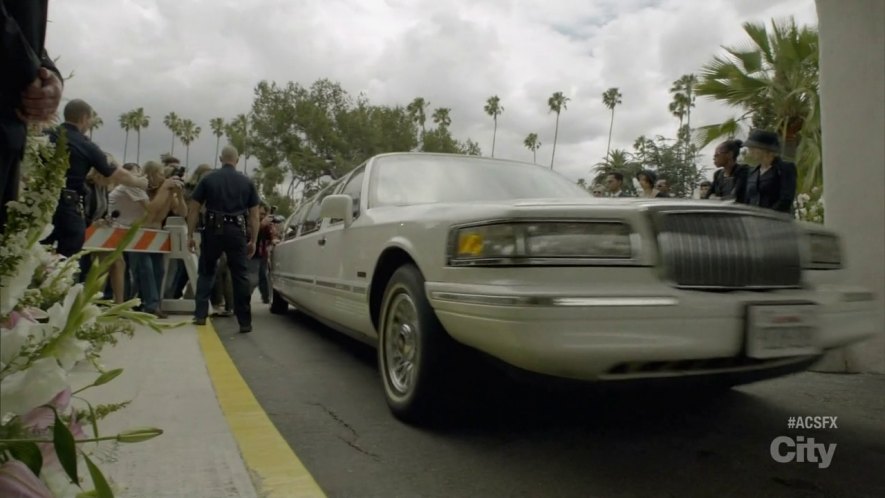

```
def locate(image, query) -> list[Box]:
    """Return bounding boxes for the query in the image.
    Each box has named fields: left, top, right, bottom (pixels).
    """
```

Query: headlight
left=449, top=221, right=635, bottom=266
left=806, top=232, right=842, bottom=269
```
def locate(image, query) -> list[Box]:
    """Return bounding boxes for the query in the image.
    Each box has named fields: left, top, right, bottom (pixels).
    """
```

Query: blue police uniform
left=44, top=123, right=117, bottom=256
left=190, top=163, right=260, bottom=331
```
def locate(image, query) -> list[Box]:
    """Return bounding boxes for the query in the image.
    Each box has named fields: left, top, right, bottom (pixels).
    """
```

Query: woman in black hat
left=743, top=129, right=797, bottom=213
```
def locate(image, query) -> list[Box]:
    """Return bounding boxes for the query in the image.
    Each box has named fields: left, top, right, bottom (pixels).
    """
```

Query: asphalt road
left=213, top=302, right=885, bottom=498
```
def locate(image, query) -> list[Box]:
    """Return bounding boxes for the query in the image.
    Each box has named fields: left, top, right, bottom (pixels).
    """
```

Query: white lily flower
left=80, top=303, right=102, bottom=329
left=54, top=335, right=89, bottom=371
left=0, top=316, right=36, bottom=367
left=0, top=357, right=68, bottom=418
left=47, top=284, right=83, bottom=331
left=0, top=251, right=41, bottom=316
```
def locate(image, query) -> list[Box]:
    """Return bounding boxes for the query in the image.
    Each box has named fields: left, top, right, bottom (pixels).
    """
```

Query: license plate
left=745, top=304, right=821, bottom=359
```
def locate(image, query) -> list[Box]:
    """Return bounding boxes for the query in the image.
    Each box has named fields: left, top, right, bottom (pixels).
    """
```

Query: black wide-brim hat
left=744, top=129, right=781, bottom=153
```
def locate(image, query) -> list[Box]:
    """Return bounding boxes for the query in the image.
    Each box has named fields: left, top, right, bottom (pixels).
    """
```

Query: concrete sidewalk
left=69, top=322, right=261, bottom=498
left=71, top=316, right=324, bottom=498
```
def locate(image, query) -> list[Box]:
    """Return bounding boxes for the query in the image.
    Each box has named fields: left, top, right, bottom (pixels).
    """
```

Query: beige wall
left=815, top=0, right=885, bottom=373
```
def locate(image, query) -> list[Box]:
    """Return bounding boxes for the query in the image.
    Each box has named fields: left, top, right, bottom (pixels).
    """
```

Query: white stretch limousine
left=269, top=153, right=877, bottom=422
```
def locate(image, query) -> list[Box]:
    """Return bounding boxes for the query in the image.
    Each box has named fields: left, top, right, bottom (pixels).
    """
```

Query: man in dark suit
left=605, top=172, right=631, bottom=197
left=1, top=0, right=64, bottom=232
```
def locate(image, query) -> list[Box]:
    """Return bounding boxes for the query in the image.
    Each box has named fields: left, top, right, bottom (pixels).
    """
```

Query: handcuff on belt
left=206, top=211, right=247, bottom=235
left=61, top=189, right=86, bottom=218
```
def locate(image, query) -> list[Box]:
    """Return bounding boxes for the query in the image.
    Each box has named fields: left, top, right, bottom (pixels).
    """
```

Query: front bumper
left=425, top=281, right=878, bottom=381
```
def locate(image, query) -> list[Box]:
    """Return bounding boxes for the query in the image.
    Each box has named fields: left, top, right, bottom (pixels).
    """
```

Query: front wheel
left=378, top=264, right=452, bottom=423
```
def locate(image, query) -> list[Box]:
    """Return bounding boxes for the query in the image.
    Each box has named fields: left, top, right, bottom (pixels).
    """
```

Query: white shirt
left=109, top=185, right=149, bottom=227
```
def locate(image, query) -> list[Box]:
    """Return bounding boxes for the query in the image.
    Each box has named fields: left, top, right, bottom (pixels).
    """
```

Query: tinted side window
left=284, top=204, right=308, bottom=240
left=337, top=166, right=366, bottom=222
left=299, top=181, right=342, bottom=236
left=299, top=201, right=322, bottom=236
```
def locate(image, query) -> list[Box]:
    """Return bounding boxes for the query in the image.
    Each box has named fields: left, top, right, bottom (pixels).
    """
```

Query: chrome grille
left=655, top=211, right=801, bottom=289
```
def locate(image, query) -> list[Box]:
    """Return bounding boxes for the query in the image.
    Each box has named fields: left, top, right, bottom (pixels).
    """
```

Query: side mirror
left=320, top=194, right=354, bottom=228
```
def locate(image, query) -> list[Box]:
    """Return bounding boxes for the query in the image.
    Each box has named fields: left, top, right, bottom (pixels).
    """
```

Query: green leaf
left=83, top=399, right=101, bottom=439
left=116, top=427, right=163, bottom=443
left=93, top=369, right=123, bottom=387
left=9, top=442, right=43, bottom=476
left=53, top=409, right=80, bottom=486
left=76, top=492, right=99, bottom=498
left=83, top=453, right=114, bottom=498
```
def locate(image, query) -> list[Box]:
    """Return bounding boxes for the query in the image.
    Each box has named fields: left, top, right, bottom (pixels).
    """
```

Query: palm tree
left=668, top=75, right=696, bottom=168
left=88, top=114, right=103, bottom=139
left=163, top=112, right=181, bottom=155
left=592, top=149, right=639, bottom=192
left=406, top=97, right=429, bottom=146
left=601, top=87, right=622, bottom=159
left=119, top=111, right=134, bottom=163
left=523, top=133, right=541, bottom=164
left=695, top=18, right=820, bottom=189
left=483, top=95, right=504, bottom=157
left=209, top=117, right=225, bottom=168
left=668, top=93, right=688, bottom=129
left=178, top=119, right=201, bottom=167
left=431, top=107, right=451, bottom=129
left=129, top=107, right=150, bottom=164
left=669, top=74, right=697, bottom=130
left=547, top=91, right=570, bottom=169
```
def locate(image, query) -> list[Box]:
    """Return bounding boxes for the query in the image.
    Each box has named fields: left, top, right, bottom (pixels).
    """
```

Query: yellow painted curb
left=196, top=321, right=326, bottom=498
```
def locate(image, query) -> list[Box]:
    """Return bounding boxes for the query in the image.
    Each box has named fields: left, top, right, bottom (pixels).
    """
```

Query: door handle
left=318, top=236, right=326, bottom=246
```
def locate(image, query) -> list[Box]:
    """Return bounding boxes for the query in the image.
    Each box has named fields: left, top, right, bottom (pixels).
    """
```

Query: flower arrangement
left=794, top=186, right=824, bottom=223
left=1, top=129, right=166, bottom=497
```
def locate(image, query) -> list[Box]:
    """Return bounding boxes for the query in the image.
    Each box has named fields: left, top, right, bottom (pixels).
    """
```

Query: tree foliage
left=592, top=149, right=641, bottom=195
left=248, top=79, right=420, bottom=198
left=695, top=17, right=821, bottom=190
left=523, top=133, right=541, bottom=164
left=633, top=135, right=705, bottom=198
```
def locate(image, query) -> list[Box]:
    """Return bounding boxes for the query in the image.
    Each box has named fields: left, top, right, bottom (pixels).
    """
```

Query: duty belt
left=206, top=211, right=246, bottom=235
left=221, top=215, right=244, bottom=224
left=60, top=189, right=85, bottom=218
left=206, top=212, right=245, bottom=224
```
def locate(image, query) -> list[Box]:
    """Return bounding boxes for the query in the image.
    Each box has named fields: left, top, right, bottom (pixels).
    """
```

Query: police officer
left=44, top=99, right=148, bottom=257
left=187, top=145, right=260, bottom=333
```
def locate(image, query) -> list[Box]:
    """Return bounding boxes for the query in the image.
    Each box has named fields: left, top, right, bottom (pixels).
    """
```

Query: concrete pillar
left=815, top=0, right=885, bottom=373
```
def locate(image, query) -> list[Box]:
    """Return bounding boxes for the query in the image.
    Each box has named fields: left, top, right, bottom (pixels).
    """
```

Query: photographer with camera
left=162, top=155, right=186, bottom=179
left=109, top=160, right=186, bottom=318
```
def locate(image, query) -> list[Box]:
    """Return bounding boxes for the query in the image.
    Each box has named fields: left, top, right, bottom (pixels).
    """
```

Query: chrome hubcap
left=385, top=293, right=418, bottom=395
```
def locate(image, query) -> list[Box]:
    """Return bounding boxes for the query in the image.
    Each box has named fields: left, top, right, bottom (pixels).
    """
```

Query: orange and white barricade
left=84, top=225, right=173, bottom=253
left=83, top=216, right=202, bottom=314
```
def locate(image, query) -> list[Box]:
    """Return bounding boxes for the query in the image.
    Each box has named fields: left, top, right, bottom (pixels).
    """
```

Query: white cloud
left=46, top=0, right=817, bottom=183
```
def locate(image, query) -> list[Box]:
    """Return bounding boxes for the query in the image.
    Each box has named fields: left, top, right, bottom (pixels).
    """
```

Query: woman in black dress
left=708, top=138, right=749, bottom=202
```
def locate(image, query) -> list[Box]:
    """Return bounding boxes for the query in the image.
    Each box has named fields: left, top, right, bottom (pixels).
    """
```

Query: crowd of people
left=39, top=99, right=277, bottom=330
left=1, top=1, right=275, bottom=333
left=588, top=129, right=798, bottom=215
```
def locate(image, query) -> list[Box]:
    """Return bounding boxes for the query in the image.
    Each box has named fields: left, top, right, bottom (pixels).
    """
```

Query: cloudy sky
left=46, top=0, right=817, bottom=185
